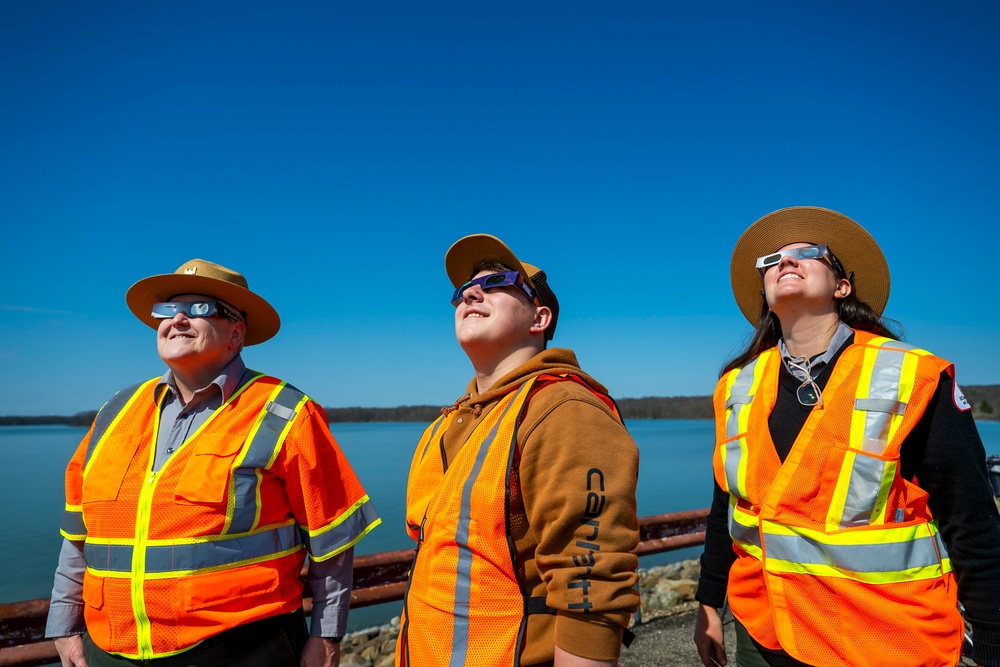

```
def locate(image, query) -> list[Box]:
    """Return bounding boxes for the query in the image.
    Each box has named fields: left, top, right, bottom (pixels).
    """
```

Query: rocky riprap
left=339, top=559, right=703, bottom=667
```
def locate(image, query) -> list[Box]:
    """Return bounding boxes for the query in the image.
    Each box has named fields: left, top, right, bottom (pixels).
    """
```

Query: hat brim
left=126, top=273, right=280, bottom=346
left=731, top=206, right=890, bottom=324
left=445, top=234, right=541, bottom=293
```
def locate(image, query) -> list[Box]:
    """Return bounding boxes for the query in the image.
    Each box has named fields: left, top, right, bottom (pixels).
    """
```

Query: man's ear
left=230, top=321, right=247, bottom=349
left=529, top=306, right=553, bottom=335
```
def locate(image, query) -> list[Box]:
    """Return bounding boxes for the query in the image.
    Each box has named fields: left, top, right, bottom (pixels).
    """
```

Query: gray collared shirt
left=778, top=320, right=854, bottom=380
left=152, top=356, right=250, bottom=471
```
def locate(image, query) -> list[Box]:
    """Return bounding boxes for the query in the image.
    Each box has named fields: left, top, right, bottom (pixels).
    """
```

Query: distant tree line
left=3, top=386, right=998, bottom=425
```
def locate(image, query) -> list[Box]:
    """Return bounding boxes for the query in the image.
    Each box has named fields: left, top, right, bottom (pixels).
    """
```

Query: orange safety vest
left=713, top=331, right=964, bottom=666
left=60, top=374, right=380, bottom=659
left=396, top=374, right=621, bottom=667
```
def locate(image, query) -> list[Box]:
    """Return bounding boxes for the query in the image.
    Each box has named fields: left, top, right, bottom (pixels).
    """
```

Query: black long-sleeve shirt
left=695, top=334, right=1000, bottom=666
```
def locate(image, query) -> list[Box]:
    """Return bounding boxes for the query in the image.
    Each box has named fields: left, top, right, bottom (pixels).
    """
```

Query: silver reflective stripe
left=839, top=455, right=887, bottom=526
left=764, top=529, right=945, bottom=573
left=854, top=398, right=906, bottom=416
left=857, top=347, right=907, bottom=455
left=301, top=497, right=381, bottom=559
left=449, top=384, right=528, bottom=667
left=84, top=524, right=299, bottom=574
left=723, top=356, right=760, bottom=499
left=728, top=506, right=761, bottom=551
left=83, top=543, right=133, bottom=572
left=228, top=385, right=306, bottom=534
left=61, top=510, right=86, bottom=538
left=725, top=356, right=759, bottom=440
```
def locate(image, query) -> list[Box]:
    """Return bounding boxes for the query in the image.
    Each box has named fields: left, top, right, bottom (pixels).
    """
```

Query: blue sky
left=2, top=1, right=998, bottom=416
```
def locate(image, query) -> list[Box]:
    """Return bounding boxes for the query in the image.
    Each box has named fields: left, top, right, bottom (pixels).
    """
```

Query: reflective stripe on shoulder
left=225, top=383, right=308, bottom=535
left=828, top=339, right=922, bottom=530
left=84, top=379, right=157, bottom=472
left=722, top=351, right=771, bottom=501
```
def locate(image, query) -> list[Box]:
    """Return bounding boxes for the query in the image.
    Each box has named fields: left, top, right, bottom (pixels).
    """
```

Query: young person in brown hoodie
left=395, top=234, right=641, bottom=667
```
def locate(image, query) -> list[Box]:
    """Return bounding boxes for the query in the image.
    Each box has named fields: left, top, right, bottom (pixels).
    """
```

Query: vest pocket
left=82, top=434, right=140, bottom=502
left=178, top=566, right=279, bottom=611
left=174, top=434, right=246, bottom=505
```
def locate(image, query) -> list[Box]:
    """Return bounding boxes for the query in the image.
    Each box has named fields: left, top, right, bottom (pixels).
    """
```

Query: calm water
left=4, top=419, right=999, bottom=631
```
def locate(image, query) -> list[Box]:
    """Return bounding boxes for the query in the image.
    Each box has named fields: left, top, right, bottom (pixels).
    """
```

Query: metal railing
left=0, top=509, right=707, bottom=667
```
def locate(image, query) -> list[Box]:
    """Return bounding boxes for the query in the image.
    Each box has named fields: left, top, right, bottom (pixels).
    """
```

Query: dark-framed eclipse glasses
left=151, top=301, right=245, bottom=323
left=755, top=244, right=845, bottom=277
left=450, top=271, right=540, bottom=306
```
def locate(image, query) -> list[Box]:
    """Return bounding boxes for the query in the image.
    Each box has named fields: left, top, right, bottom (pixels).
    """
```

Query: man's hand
left=694, top=603, right=727, bottom=666
left=54, top=635, right=88, bottom=667
left=300, top=636, right=340, bottom=667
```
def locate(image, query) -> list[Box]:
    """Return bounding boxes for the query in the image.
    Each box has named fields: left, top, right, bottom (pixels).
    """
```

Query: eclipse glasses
left=151, top=301, right=244, bottom=323
left=755, top=244, right=845, bottom=277
left=450, top=271, right=539, bottom=306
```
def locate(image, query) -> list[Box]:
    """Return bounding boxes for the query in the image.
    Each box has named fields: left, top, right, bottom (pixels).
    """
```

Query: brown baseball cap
left=445, top=234, right=560, bottom=341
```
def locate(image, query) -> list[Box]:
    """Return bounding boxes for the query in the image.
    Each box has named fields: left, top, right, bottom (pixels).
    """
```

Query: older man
left=46, top=259, right=381, bottom=667
left=396, top=235, right=640, bottom=667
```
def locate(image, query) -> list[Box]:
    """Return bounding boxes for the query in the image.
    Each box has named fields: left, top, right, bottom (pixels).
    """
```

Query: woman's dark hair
left=720, top=255, right=902, bottom=376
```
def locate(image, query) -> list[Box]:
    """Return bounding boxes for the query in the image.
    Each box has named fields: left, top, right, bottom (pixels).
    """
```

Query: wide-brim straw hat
left=445, top=234, right=560, bottom=340
left=126, top=259, right=280, bottom=345
left=730, top=206, right=890, bottom=323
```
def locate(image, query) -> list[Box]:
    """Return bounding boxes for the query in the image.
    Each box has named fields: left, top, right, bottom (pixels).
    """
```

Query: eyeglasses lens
left=484, top=274, right=513, bottom=287
left=797, top=381, right=822, bottom=407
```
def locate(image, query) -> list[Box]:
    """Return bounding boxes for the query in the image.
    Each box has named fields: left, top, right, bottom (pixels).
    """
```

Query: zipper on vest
left=131, top=465, right=161, bottom=657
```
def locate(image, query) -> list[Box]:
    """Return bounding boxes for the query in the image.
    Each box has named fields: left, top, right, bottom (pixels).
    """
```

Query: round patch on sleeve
left=953, top=383, right=972, bottom=412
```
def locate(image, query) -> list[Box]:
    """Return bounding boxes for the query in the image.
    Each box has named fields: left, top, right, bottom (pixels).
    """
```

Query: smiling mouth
left=778, top=273, right=802, bottom=282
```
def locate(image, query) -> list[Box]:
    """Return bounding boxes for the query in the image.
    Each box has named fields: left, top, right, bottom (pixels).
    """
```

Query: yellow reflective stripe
left=765, top=558, right=952, bottom=583
left=131, top=394, right=162, bottom=659
left=869, top=459, right=897, bottom=525
left=887, top=350, right=919, bottom=444
left=83, top=378, right=158, bottom=478
left=735, top=356, right=769, bottom=499
left=766, top=517, right=942, bottom=544
left=302, top=494, right=373, bottom=539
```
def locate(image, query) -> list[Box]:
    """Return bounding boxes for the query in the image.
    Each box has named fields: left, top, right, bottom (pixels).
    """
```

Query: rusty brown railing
left=0, top=509, right=707, bottom=667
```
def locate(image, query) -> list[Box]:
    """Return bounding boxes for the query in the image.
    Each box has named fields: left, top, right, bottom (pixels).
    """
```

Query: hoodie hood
left=444, top=348, right=609, bottom=416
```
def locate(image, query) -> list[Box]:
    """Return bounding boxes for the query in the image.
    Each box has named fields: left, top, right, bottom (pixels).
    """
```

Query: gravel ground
left=620, top=604, right=735, bottom=667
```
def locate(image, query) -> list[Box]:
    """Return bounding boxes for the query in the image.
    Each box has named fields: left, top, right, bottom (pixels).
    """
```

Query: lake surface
left=3, top=419, right=998, bottom=631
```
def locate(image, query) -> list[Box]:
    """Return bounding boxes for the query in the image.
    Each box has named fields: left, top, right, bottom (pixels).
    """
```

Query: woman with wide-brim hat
left=692, top=207, right=1000, bottom=667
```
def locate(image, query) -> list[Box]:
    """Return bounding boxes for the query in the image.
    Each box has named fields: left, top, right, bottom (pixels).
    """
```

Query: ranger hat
left=126, top=259, right=281, bottom=345
left=445, top=234, right=560, bottom=341
left=730, top=206, right=890, bottom=324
